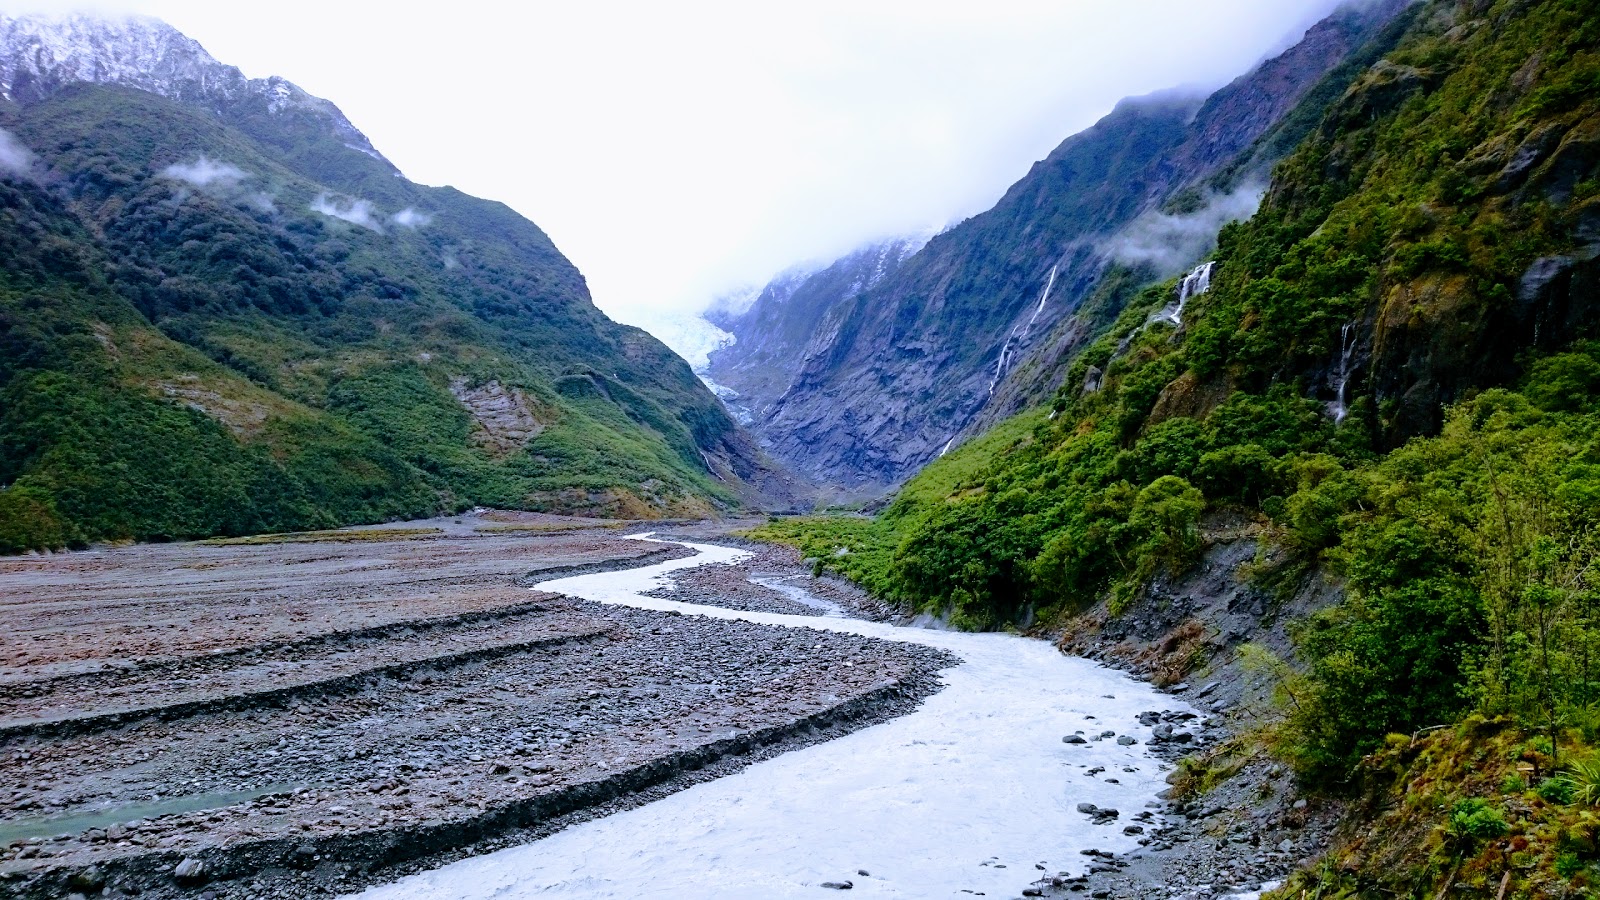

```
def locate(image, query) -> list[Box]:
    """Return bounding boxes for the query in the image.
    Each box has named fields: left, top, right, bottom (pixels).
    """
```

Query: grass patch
left=198, top=527, right=442, bottom=546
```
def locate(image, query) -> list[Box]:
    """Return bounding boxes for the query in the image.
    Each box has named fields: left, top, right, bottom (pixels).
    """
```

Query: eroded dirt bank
left=0, top=514, right=950, bottom=899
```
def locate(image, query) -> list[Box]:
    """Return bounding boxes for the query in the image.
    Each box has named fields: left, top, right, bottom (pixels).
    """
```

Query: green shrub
left=1562, top=756, right=1600, bottom=807
left=1537, top=776, right=1576, bottom=804
left=0, top=485, right=71, bottom=553
left=1446, top=798, right=1508, bottom=843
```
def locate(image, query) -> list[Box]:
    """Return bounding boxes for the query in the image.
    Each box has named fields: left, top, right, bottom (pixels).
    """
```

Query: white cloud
left=160, top=154, right=246, bottom=188
left=310, top=192, right=383, bottom=231
left=0, top=127, right=35, bottom=177
left=390, top=207, right=431, bottom=229
left=1108, top=180, right=1268, bottom=274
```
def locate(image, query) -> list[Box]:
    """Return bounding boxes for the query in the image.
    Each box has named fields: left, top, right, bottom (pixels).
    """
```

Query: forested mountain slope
left=762, top=0, right=1600, bottom=893
left=0, top=15, right=788, bottom=553
left=713, top=0, right=1411, bottom=495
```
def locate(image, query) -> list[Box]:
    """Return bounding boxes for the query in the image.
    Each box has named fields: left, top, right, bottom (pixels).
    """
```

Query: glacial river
left=351, top=537, right=1191, bottom=899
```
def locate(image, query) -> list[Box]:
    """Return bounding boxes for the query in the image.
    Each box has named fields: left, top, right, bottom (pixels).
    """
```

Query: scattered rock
left=1117, top=735, right=1137, bottom=746
left=820, top=880, right=854, bottom=890
left=1064, top=734, right=1088, bottom=744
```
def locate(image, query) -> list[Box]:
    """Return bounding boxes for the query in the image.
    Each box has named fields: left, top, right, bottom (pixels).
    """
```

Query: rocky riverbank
left=1021, top=525, right=1350, bottom=900
left=1026, top=695, right=1341, bottom=900
left=735, top=518, right=1351, bottom=900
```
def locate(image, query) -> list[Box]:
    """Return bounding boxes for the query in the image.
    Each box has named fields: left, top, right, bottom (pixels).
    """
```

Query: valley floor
left=0, top=514, right=947, bottom=899
left=1, top=514, right=1339, bottom=900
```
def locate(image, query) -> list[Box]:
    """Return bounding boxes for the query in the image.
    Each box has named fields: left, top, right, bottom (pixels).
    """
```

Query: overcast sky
left=33, top=0, right=1348, bottom=360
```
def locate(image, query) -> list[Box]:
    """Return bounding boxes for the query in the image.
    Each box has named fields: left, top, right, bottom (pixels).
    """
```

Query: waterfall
left=988, top=265, right=1058, bottom=396
left=1155, top=261, right=1215, bottom=327
left=1327, top=322, right=1357, bottom=424
left=938, top=436, right=955, bottom=458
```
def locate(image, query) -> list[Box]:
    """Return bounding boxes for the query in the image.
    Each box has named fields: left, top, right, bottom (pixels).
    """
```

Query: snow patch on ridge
left=0, top=12, right=392, bottom=168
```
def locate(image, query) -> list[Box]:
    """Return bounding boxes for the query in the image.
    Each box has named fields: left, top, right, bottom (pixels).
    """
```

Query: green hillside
left=0, top=83, right=767, bottom=552
left=757, top=0, right=1600, bottom=891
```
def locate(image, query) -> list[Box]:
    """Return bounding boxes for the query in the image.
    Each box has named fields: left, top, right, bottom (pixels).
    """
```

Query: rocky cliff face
left=714, top=0, right=1413, bottom=495
left=704, top=236, right=927, bottom=430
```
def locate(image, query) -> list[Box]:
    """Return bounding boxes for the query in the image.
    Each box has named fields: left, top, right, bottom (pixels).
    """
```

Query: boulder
left=173, top=857, right=208, bottom=884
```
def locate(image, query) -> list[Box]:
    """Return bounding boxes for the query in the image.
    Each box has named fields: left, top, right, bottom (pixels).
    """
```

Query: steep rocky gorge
left=706, top=0, right=1414, bottom=496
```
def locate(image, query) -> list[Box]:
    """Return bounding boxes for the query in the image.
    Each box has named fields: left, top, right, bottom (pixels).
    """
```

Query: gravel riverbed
left=0, top=516, right=950, bottom=899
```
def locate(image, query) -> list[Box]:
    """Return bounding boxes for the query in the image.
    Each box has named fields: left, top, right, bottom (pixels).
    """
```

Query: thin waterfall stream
left=351, top=536, right=1194, bottom=900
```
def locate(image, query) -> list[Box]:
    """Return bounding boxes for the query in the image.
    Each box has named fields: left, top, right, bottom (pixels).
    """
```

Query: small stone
left=857, top=870, right=869, bottom=877
left=1064, top=734, right=1088, bottom=744
left=1277, top=839, right=1294, bottom=852
left=1292, top=799, right=1308, bottom=810
left=820, top=880, right=854, bottom=890
left=1077, top=803, right=1100, bottom=814
left=1124, top=825, right=1145, bottom=835
left=174, top=857, right=208, bottom=883
left=1117, top=735, right=1137, bottom=746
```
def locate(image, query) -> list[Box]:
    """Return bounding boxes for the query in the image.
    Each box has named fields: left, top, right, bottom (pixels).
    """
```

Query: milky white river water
left=351, top=537, right=1191, bottom=900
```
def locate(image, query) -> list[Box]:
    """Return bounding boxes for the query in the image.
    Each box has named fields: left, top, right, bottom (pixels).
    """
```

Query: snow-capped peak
left=0, top=12, right=390, bottom=166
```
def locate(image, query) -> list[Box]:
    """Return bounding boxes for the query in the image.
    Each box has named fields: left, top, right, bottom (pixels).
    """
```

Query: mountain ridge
left=0, top=13, right=389, bottom=165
